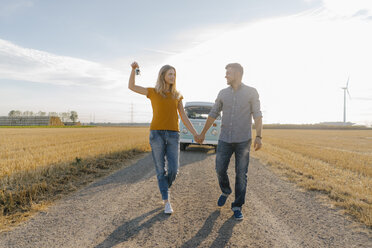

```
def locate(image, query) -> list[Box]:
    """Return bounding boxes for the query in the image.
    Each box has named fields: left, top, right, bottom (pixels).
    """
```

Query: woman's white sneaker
left=164, top=202, right=173, bottom=214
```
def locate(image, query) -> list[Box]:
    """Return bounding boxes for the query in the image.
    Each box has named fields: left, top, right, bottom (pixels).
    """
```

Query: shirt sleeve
left=146, top=88, right=153, bottom=99
left=209, top=91, right=223, bottom=119
left=250, top=88, right=263, bottom=119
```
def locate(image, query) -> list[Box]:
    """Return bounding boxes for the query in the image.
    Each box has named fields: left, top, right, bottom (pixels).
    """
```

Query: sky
left=1, top=0, right=372, bottom=125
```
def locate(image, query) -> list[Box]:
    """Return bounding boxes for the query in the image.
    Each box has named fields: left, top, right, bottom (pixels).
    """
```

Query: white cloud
left=142, top=48, right=179, bottom=55
left=161, top=7, right=372, bottom=124
left=322, top=0, right=372, bottom=19
left=2, top=1, right=372, bottom=124
left=0, top=39, right=126, bottom=89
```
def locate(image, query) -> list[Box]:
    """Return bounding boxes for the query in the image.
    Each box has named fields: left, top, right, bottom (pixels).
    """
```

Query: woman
left=128, top=62, right=198, bottom=214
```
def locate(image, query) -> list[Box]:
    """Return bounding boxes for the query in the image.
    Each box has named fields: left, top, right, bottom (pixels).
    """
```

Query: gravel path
left=1, top=146, right=371, bottom=247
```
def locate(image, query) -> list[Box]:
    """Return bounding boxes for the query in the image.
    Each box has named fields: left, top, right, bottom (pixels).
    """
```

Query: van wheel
left=180, top=143, right=187, bottom=151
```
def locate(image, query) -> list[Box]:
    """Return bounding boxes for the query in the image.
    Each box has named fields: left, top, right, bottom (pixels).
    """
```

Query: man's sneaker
left=233, top=209, right=243, bottom=220
left=217, top=194, right=228, bottom=207
left=164, top=202, right=173, bottom=214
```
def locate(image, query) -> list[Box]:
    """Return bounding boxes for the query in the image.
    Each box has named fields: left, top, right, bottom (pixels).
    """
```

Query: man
left=196, top=63, right=262, bottom=220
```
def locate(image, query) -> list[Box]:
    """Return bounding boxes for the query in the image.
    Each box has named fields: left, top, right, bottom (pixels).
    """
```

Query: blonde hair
left=155, top=65, right=181, bottom=99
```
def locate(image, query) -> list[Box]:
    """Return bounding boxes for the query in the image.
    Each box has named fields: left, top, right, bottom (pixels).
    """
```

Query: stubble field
left=0, top=126, right=150, bottom=230
left=251, top=129, right=372, bottom=228
left=0, top=127, right=371, bottom=230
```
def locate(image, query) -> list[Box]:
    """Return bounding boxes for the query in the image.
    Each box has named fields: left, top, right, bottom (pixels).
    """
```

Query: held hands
left=193, top=133, right=205, bottom=144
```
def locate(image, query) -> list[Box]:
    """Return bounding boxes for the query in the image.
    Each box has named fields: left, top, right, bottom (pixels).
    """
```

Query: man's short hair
left=225, top=63, right=244, bottom=76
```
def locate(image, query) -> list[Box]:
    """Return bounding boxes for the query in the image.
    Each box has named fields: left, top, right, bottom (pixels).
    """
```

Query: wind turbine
left=341, top=76, right=351, bottom=124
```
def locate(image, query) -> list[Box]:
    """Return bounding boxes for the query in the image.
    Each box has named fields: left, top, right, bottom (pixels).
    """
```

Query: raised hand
left=131, top=61, right=139, bottom=70
left=128, top=61, right=147, bottom=95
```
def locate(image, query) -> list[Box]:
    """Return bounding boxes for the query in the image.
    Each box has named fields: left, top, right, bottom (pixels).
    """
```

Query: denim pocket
left=168, top=131, right=180, bottom=140
left=149, top=130, right=156, bottom=141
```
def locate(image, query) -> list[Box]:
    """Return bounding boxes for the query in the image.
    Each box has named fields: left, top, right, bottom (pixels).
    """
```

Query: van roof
left=185, top=101, right=214, bottom=107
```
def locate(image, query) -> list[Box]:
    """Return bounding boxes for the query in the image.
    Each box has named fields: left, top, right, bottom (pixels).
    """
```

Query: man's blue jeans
left=149, top=130, right=180, bottom=200
left=215, top=139, right=251, bottom=210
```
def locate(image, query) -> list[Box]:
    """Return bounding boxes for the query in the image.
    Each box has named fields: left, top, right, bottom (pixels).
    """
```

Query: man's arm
left=250, top=88, right=263, bottom=151
left=197, top=91, right=222, bottom=144
left=253, top=116, right=263, bottom=151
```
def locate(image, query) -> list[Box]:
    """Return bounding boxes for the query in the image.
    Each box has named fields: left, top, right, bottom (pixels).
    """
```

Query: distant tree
left=70, top=111, right=78, bottom=123
left=59, top=112, right=70, bottom=122
left=23, top=111, right=34, bottom=116
left=48, top=112, right=58, bottom=117
left=37, top=111, right=47, bottom=116
left=9, top=110, right=30, bottom=116
left=8, top=110, right=16, bottom=117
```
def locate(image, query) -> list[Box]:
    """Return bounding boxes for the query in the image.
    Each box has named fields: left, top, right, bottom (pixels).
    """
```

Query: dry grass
left=0, top=127, right=150, bottom=231
left=251, top=129, right=372, bottom=228
left=1, top=127, right=371, bottom=230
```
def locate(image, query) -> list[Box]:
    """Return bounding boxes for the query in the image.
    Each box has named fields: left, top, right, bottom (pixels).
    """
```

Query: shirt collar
left=230, top=82, right=244, bottom=92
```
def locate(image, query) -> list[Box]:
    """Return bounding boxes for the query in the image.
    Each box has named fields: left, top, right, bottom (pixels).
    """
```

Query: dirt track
left=1, top=146, right=371, bottom=247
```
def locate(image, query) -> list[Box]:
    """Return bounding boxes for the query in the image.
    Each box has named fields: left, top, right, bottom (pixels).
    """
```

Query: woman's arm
left=178, top=100, right=198, bottom=137
left=128, top=62, right=148, bottom=95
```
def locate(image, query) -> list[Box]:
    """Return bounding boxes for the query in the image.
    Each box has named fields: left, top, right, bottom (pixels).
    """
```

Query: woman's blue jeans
left=149, top=130, right=180, bottom=200
left=215, top=139, right=251, bottom=210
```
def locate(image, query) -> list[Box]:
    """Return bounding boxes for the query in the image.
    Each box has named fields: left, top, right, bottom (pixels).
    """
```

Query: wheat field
left=0, top=126, right=150, bottom=230
left=1, top=127, right=371, bottom=229
left=0, top=127, right=150, bottom=179
left=251, top=129, right=372, bottom=227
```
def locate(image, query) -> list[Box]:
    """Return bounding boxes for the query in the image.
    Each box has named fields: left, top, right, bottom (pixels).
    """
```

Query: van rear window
left=185, top=106, right=211, bottom=119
